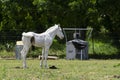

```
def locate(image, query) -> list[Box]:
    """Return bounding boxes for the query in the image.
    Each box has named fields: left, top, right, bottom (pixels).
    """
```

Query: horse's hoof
left=40, top=64, right=43, bottom=68
left=45, top=65, right=49, bottom=69
left=23, top=66, right=28, bottom=69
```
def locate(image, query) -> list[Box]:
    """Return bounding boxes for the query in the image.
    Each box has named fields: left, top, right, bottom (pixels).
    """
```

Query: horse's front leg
left=40, top=48, right=45, bottom=68
left=44, top=47, right=49, bottom=68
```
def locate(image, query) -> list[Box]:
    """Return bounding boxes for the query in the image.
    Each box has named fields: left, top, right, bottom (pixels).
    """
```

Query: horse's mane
left=45, top=25, right=58, bottom=33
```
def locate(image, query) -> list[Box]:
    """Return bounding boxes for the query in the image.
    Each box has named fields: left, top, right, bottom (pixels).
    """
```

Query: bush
left=89, top=40, right=119, bottom=59
left=0, top=43, right=15, bottom=52
left=0, top=39, right=119, bottom=59
left=0, top=50, right=15, bottom=58
left=0, top=43, right=15, bottom=58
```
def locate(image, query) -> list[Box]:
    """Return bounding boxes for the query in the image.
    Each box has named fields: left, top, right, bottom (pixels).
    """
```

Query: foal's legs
left=40, top=47, right=49, bottom=68
left=21, top=47, right=27, bottom=68
left=21, top=46, right=30, bottom=68
left=21, top=36, right=31, bottom=68
left=40, top=48, right=45, bottom=68
left=44, top=47, right=49, bottom=68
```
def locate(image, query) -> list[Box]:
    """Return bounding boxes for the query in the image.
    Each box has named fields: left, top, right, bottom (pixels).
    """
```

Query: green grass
left=0, top=59, right=120, bottom=80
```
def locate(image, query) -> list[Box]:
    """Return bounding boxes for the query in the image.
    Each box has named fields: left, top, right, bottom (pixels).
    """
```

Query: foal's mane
left=45, top=25, right=58, bottom=33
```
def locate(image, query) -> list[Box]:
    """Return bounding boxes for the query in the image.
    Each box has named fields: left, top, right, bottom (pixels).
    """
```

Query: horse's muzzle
left=60, top=36, right=64, bottom=39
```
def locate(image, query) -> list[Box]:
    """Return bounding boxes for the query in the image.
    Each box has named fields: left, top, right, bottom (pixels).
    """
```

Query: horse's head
left=55, top=24, right=64, bottom=39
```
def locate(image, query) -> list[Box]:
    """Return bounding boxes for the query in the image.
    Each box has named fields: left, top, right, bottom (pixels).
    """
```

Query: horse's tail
left=22, top=32, right=33, bottom=37
left=22, top=32, right=35, bottom=47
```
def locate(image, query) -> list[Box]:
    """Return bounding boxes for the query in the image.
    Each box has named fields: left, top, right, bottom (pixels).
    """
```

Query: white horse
left=21, top=24, right=64, bottom=68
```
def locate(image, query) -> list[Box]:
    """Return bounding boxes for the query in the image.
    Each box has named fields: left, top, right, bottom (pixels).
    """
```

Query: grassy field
left=0, top=59, right=120, bottom=80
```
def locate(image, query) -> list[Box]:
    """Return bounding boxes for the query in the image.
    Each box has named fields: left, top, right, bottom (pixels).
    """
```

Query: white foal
left=21, top=24, right=64, bottom=68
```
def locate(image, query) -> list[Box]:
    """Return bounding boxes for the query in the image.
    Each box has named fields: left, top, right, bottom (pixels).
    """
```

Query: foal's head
left=55, top=24, right=64, bottom=39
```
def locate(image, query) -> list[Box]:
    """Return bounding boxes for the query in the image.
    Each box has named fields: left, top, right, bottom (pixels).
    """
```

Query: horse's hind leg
left=21, top=48, right=27, bottom=68
left=21, top=48, right=26, bottom=68
left=21, top=36, right=32, bottom=68
left=21, top=46, right=30, bottom=68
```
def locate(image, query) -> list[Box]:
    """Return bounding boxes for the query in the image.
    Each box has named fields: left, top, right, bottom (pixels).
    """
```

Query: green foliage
left=0, top=39, right=119, bottom=59
left=89, top=40, right=120, bottom=59
left=0, top=43, right=15, bottom=58
left=0, top=0, right=120, bottom=58
left=93, top=41, right=118, bottom=55
left=96, top=0, right=120, bottom=41
left=0, top=50, right=14, bottom=58
left=49, top=39, right=66, bottom=58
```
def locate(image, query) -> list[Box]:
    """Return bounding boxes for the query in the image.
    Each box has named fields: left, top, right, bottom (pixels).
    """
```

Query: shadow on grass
left=14, top=66, right=59, bottom=70
left=14, top=66, right=29, bottom=69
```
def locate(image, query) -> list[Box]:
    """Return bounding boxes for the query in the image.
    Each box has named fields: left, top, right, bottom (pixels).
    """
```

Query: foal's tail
left=22, top=32, right=33, bottom=37
left=22, top=32, right=35, bottom=46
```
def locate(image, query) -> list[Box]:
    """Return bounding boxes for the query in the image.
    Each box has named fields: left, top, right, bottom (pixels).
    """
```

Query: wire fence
left=0, top=29, right=120, bottom=59
left=0, top=29, right=120, bottom=51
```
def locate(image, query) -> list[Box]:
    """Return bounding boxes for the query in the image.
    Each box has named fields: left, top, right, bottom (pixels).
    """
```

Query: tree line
left=0, top=0, right=120, bottom=45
